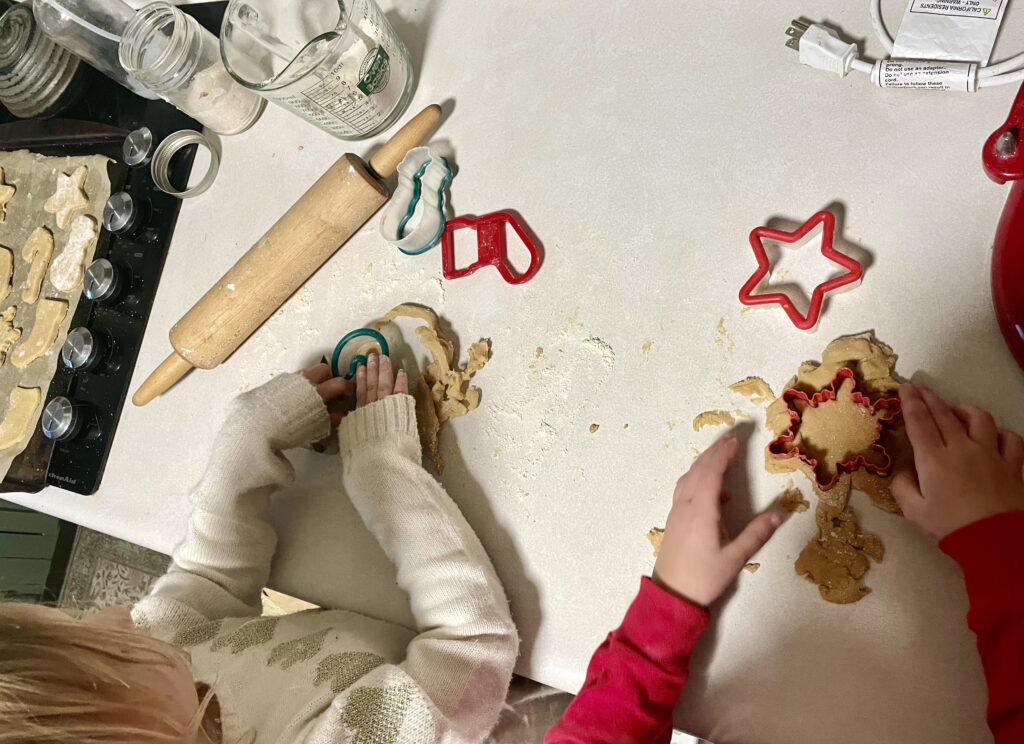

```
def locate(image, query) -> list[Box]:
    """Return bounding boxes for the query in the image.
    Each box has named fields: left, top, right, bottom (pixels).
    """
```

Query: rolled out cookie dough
left=0, top=167, right=14, bottom=223
left=0, top=386, right=42, bottom=451
left=12, top=298, right=67, bottom=369
left=43, top=166, right=89, bottom=230
left=21, top=228, right=54, bottom=305
left=692, top=410, right=735, bottom=431
left=728, top=376, right=775, bottom=406
left=373, top=303, right=491, bottom=473
left=795, top=502, right=884, bottom=604
left=49, top=215, right=97, bottom=292
left=0, top=244, right=12, bottom=302
left=0, top=306, right=21, bottom=366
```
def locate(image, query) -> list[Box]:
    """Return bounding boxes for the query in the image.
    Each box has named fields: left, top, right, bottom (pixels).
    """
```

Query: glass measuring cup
left=220, top=0, right=413, bottom=140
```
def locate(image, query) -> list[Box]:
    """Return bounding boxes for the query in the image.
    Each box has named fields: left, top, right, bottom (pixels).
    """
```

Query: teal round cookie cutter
left=331, top=328, right=390, bottom=379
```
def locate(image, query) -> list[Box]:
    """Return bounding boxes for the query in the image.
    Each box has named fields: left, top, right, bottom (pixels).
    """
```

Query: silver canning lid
left=123, top=127, right=154, bottom=167
left=151, top=129, right=220, bottom=198
left=41, top=396, right=77, bottom=440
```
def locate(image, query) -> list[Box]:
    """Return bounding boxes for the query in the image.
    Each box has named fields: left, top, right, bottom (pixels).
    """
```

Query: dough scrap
left=0, top=244, right=13, bottom=302
left=12, top=298, right=67, bottom=369
left=0, top=386, right=42, bottom=451
left=728, top=376, right=775, bottom=406
left=373, top=303, right=491, bottom=473
left=692, top=409, right=735, bottom=431
left=764, top=332, right=906, bottom=604
left=43, top=166, right=89, bottom=230
left=779, top=487, right=810, bottom=513
left=0, top=167, right=15, bottom=223
left=589, top=423, right=600, bottom=433
left=49, top=214, right=97, bottom=292
left=21, top=228, right=54, bottom=305
left=647, top=527, right=664, bottom=556
left=744, top=563, right=761, bottom=573
left=0, top=306, right=22, bottom=366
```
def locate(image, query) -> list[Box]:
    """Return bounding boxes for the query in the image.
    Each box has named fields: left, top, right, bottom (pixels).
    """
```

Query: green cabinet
left=0, top=501, right=75, bottom=602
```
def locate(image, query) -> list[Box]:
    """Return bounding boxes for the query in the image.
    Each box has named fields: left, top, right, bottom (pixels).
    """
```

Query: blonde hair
left=0, top=602, right=216, bottom=744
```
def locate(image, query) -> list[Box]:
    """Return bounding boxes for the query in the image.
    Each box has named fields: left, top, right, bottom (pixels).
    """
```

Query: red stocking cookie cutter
left=767, top=367, right=902, bottom=491
left=441, top=211, right=542, bottom=285
left=739, top=210, right=863, bottom=331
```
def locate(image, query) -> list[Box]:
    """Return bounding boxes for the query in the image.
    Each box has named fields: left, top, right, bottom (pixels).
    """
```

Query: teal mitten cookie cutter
left=379, top=146, right=454, bottom=255
left=331, top=328, right=390, bottom=379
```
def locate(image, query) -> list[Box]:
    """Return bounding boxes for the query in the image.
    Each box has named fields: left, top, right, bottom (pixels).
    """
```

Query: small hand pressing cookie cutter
left=441, top=211, right=542, bottom=285
left=331, top=328, right=390, bottom=379
left=739, top=210, right=863, bottom=331
left=379, top=146, right=454, bottom=255
left=768, top=367, right=901, bottom=491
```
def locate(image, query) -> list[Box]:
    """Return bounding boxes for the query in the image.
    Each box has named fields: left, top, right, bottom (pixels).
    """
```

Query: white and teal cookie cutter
left=379, top=146, right=454, bottom=255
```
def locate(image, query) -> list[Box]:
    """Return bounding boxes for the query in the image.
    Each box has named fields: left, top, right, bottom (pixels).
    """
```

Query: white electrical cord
left=789, top=0, right=1024, bottom=90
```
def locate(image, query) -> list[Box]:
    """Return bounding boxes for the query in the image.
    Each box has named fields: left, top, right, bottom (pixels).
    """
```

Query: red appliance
left=983, top=82, right=1024, bottom=370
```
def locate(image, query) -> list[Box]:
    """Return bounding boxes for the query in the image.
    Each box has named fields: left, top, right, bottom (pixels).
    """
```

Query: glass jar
left=220, top=0, right=413, bottom=140
left=119, top=1, right=265, bottom=135
left=33, top=0, right=155, bottom=99
left=0, top=2, right=86, bottom=118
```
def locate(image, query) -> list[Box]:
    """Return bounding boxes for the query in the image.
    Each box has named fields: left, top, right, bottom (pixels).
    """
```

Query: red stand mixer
left=984, top=82, right=1024, bottom=370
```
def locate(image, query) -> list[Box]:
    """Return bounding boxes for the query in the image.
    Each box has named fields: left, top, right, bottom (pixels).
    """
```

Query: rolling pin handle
left=132, top=351, right=195, bottom=406
left=369, top=104, right=443, bottom=179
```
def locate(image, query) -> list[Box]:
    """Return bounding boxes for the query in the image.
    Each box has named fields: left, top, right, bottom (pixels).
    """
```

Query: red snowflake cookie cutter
left=768, top=367, right=902, bottom=491
left=739, top=210, right=863, bottom=331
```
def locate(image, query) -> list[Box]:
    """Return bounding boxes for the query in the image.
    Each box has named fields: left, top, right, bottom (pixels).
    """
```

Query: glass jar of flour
left=219, top=0, right=413, bottom=140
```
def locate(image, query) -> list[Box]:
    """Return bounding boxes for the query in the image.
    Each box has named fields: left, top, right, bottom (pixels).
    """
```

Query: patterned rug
left=57, top=527, right=170, bottom=612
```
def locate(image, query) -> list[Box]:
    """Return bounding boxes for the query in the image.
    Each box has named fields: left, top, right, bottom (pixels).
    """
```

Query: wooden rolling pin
left=133, top=104, right=442, bottom=406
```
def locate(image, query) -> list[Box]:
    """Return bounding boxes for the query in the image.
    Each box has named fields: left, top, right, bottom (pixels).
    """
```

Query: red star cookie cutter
left=768, top=367, right=902, bottom=491
left=739, top=210, right=863, bottom=331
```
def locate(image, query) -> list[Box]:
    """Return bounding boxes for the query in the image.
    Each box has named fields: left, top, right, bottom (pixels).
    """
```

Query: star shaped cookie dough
left=43, top=166, right=89, bottom=230
left=0, top=168, right=15, bottom=224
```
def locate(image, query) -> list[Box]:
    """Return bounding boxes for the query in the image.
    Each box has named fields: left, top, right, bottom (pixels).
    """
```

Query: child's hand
left=653, top=435, right=784, bottom=607
left=303, top=363, right=354, bottom=428
left=355, top=353, right=409, bottom=407
left=893, top=383, right=1024, bottom=539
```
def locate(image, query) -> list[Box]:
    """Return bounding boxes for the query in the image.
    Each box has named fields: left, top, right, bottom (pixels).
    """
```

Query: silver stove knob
left=61, top=327, right=103, bottom=371
left=123, top=127, right=154, bottom=167
left=41, top=397, right=85, bottom=441
left=102, top=192, right=141, bottom=235
left=83, top=258, right=123, bottom=303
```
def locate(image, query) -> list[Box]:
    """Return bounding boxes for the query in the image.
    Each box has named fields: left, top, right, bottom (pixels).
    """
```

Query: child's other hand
left=355, top=353, right=409, bottom=407
left=893, top=383, right=1024, bottom=539
left=303, top=363, right=354, bottom=428
left=653, top=435, right=784, bottom=607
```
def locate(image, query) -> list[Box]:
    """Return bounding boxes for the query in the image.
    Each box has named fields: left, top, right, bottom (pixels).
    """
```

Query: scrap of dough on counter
left=12, top=298, right=67, bottom=369
left=21, top=228, right=54, bottom=305
left=763, top=332, right=906, bottom=604
left=744, top=563, right=761, bottom=573
left=779, top=487, right=810, bottom=513
left=647, top=527, right=664, bottom=556
left=0, top=386, right=42, bottom=450
left=49, top=215, right=97, bottom=292
left=728, top=375, right=775, bottom=406
left=0, top=245, right=12, bottom=301
left=0, top=306, right=21, bottom=366
left=692, top=409, right=735, bottom=431
left=43, top=165, right=89, bottom=230
left=0, top=167, right=14, bottom=223
left=373, top=303, right=490, bottom=473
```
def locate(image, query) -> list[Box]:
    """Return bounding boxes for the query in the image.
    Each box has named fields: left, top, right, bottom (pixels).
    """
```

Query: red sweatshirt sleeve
left=939, top=509, right=1024, bottom=744
left=546, top=576, right=709, bottom=744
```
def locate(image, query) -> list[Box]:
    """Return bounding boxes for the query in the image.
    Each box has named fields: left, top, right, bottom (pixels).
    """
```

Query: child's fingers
left=891, top=468, right=924, bottom=518
left=917, top=385, right=966, bottom=445
left=378, top=355, right=394, bottom=397
left=316, top=376, right=352, bottom=404
left=365, top=354, right=379, bottom=403
left=952, top=405, right=999, bottom=449
left=355, top=364, right=367, bottom=408
left=724, top=510, right=784, bottom=565
left=689, top=435, right=738, bottom=514
left=899, top=384, right=944, bottom=452
left=998, top=429, right=1024, bottom=474
left=395, top=369, right=409, bottom=395
left=303, top=363, right=332, bottom=385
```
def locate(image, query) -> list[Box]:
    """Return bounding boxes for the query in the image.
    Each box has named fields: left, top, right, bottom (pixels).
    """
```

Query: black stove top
left=0, top=2, right=226, bottom=495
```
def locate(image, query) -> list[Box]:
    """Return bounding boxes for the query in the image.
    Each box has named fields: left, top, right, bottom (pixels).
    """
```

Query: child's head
left=0, top=602, right=207, bottom=744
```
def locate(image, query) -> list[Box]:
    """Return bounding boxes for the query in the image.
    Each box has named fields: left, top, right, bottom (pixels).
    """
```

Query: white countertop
left=8, top=2, right=1024, bottom=742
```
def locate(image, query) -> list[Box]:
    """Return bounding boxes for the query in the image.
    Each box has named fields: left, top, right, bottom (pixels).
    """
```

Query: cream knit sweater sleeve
left=139, top=373, right=330, bottom=623
left=335, top=394, right=520, bottom=743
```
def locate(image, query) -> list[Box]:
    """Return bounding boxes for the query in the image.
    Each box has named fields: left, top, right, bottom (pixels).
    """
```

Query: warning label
left=909, top=0, right=1003, bottom=19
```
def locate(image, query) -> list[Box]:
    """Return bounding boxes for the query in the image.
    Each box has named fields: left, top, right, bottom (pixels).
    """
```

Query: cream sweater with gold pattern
left=132, top=373, right=518, bottom=744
